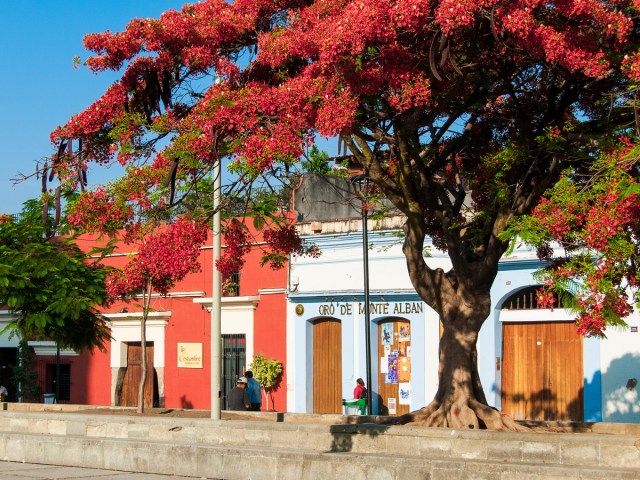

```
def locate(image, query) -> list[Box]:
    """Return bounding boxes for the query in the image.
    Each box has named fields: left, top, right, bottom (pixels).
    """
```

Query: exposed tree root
left=377, top=399, right=529, bottom=431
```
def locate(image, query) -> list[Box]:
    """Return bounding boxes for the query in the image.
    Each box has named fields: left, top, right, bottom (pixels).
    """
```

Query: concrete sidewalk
left=0, top=461, right=217, bottom=479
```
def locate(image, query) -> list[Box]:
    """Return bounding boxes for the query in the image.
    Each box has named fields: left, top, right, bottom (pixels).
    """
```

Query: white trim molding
left=131, top=291, right=206, bottom=299
left=28, top=341, right=79, bottom=357
left=257, top=288, right=287, bottom=295
left=103, top=311, right=172, bottom=327
left=499, top=308, right=576, bottom=323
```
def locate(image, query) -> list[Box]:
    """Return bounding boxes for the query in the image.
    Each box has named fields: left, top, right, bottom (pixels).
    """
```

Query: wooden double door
left=120, top=342, right=155, bottom=408
left=501, top=321, right=583, bottom=421
left=312, top=318, right=342, bottom=414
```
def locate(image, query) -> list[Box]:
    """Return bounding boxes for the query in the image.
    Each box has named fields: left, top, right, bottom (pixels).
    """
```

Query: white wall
left=599, top=312, right=640, bottom=422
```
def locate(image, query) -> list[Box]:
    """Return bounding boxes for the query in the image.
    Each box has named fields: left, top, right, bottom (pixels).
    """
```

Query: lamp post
left=211, top=159, right=222, bottom=419
left=351, top=174, right=373, bottom=415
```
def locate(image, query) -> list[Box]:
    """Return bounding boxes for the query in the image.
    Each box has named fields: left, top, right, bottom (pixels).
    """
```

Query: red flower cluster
left=263, top=225, right=321, bottom=269
left=107, top=216, right=207, bottom=299
left=527, top=138, right=640, bottom=337
left=216, top=220, right=252, bottom=277
left=68, top=187, right=133, bottom=234
left=533, top=196, right=586, bottom=240
left=49, top=0, right=638, bottom=183
left=536, top=288, right=556, bottom=310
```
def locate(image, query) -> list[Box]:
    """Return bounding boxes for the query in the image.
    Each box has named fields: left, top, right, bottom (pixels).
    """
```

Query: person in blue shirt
left=245, top=370, right=262, bottom=411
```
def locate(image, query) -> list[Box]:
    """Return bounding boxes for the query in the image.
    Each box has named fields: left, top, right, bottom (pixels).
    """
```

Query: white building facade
left=287, top=219, right=640, bottom=423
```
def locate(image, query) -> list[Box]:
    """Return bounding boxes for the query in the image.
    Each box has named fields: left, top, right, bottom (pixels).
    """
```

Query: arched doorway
left=378, top=317, right=411, bottom=416
left=501, top=287, right=583, bottom=421
left=313, top=318, right=342, bottom=413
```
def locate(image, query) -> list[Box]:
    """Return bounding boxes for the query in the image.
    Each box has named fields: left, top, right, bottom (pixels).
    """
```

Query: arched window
left=500, top=286, right=561, bottom=310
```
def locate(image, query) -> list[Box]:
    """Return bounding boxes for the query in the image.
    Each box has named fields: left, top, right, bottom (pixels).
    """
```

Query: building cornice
left=129, top=291, right=206, bottom=299
left=194, top=296, right=260, bottom=311
left=101, top=311, right=171, bottom=329
left=258, top=288, right=287, bottom=295
left=288, top=290, right=421, bottom=302
left=28, top=341, right=79, bottom=357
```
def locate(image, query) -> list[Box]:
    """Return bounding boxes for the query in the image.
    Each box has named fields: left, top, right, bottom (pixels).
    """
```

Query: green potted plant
left=249, top=353, right=283, bottom=412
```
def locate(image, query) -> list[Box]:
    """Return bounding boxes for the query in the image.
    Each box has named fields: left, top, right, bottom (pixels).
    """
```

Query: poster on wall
left=399, top=324, right=410, bottom=342
left=381, top=323, right=394, bottom=345
left=384, top=345, right=391, bottom=356
left=398, top=356, right=411, bottom=382
left=380, top=356, right=389, bottom=374
left=386, top=352, right=398, bottom=383
left=399, top=383, right=411, bottom=405
left=388, top=397, right=397, bottom=415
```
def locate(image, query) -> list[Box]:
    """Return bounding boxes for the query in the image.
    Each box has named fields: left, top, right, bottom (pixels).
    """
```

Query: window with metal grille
left=501, top=286, right=562, bottom=310
left=223, top=271, right=240, bottom=297
left=221, top=334, right=246, bottom=410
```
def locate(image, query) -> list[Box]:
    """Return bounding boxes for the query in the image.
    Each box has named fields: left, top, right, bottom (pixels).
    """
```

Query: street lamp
left=351, top=174, right=373, bottom=416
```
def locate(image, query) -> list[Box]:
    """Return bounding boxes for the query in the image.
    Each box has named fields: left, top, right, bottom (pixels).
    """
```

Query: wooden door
left=120, top=343, right=155, bottom=408
left=313, top=319, right=342, bottom=414
left=502, top=322, right=583, bottom=421
left=378, top=319, right=411, bottom=416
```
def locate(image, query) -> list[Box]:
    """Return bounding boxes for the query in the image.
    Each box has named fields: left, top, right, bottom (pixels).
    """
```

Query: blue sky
left=0, top=1, right=186, bottom=214
left=0, top=1, right=338, bottom=215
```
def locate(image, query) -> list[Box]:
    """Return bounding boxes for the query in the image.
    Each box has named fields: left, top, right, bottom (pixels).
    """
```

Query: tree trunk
left=395, top=310, right=525, bottom=431
left=137, top=280, right=152, bottom=414
left=384, top=210, right=525, bottom=430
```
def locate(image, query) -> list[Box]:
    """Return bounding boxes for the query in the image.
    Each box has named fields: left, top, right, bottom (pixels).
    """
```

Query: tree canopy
left=47, top=0, right=640, bottom=429
left=0, top=201, right=110, bottom=351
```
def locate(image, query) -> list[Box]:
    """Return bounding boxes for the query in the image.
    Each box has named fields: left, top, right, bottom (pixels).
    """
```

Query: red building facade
left=29, top=229, right=288, bottom=412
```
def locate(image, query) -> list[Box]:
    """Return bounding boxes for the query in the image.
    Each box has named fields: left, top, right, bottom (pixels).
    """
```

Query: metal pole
left=361, top=190, right=373, bottom=415
left=211, top=160, right=222, bottom=419
left=55, top=345, right=60, bottom=403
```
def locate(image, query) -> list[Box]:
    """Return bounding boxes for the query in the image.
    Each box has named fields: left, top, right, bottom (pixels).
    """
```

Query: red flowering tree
left=50, top=0, right=640, bottom=429
left=503, top=136, right=640, bottom=338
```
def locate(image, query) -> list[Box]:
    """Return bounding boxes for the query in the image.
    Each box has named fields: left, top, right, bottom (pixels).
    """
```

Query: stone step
left=0, top=430, right=638, bottom=480
left=1, top=411, right=639, bottom=472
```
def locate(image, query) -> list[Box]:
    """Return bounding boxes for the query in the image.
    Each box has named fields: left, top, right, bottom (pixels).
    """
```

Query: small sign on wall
left=388, top=397, right=397, bottom=415
left=177, top=343, right=203, bottom=368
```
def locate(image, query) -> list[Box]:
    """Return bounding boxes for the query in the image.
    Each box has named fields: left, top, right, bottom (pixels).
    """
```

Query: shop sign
left=317, top=301, right=423, bottom=317
left=177, top=342, right=203, bottom=368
